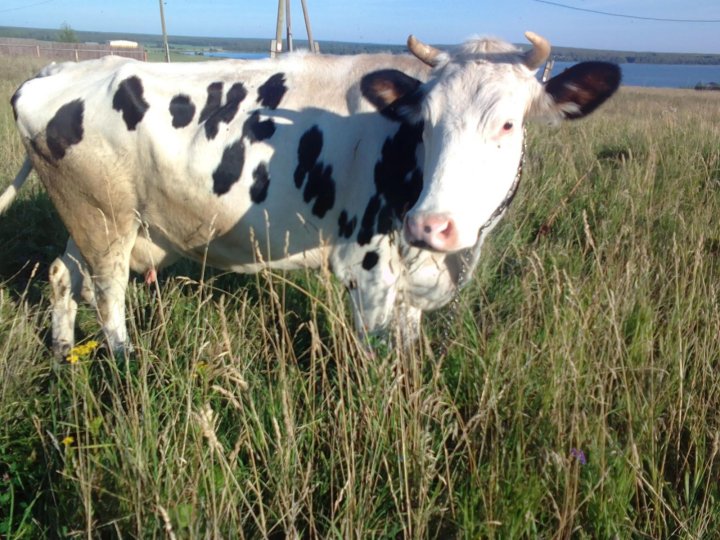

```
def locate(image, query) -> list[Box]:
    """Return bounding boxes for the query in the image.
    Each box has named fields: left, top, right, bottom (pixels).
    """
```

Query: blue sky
left=2, top=0, right=718, bottom=53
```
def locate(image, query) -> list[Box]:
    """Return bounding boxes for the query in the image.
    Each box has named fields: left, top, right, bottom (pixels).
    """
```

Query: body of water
left=201, top=51, right=719, bottom=89
left=201, top=51, right=269, bottom=60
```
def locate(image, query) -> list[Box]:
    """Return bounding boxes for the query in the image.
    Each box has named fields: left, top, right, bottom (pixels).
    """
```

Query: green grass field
left=1, top=53, right=719, bottom=538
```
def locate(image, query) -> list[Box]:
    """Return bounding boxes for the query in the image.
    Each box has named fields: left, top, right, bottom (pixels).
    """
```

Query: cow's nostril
left=439, top=220, right=454, bottom=238
left=423, top=225, right=432, bottom=233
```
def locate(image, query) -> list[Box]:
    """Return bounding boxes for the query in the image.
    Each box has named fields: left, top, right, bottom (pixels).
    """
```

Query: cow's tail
left=0, top=156, right=32, bottom=215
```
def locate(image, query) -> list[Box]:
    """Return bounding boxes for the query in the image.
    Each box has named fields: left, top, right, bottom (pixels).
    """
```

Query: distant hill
left=1, top=25, right=718, bottom=65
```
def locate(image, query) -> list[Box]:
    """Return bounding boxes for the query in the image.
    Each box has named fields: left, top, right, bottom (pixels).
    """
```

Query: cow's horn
left=523, top=31, right=550, bottom=69
left=407, top=35, right=441, bottom=66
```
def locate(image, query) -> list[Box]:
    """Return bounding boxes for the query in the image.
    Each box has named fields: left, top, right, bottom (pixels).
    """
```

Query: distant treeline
left=548, top=47, right=720, bottom=66
left=1, top=25, right=718, bottom=65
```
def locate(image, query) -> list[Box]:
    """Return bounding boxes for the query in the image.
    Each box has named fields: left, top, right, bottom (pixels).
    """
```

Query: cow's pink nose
left=404, top=213, right=458, bottom=252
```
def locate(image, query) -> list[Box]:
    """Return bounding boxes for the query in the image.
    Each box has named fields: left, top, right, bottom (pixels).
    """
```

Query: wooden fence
left=0, top=37, right=147, bottom=62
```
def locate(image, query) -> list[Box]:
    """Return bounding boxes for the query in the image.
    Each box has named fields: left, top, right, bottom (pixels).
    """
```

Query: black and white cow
left=2, top=32, right=620, bottom=356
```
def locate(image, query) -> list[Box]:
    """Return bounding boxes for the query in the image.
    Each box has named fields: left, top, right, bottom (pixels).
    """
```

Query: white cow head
left=363, top=32, right=620, bottom=252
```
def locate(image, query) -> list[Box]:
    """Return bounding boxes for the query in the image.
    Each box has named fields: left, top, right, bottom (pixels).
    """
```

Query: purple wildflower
left=570, top=448, right=587, bottom=465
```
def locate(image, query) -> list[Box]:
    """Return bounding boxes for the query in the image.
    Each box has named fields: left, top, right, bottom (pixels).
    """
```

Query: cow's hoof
left=52, top=341, right=73, bottom=360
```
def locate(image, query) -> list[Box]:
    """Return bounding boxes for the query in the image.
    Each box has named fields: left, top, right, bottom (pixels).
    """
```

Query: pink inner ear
left=371, top=80, right=402, bottom=108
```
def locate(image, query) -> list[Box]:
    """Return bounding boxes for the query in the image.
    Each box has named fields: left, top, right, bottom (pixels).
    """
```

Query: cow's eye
left=502, top=121, right=514, bottom=132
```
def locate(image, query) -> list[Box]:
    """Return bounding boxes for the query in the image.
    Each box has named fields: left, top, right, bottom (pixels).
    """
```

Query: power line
left=531, top=0, right=720, bottom=23
left=0, top=0, right=55, bottom=13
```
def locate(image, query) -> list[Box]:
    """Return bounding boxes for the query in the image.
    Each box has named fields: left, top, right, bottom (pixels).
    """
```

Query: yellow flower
left=62, top=435, right=74, bottom=447
left=66, top=340, right=100, bottom=363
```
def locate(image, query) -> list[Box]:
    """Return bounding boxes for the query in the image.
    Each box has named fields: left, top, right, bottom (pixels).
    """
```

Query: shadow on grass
left=0, top=190, right=66, bottom=304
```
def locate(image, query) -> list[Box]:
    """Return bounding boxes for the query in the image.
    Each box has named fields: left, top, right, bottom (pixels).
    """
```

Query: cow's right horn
left=523, top=31, right=551, bottom=70
left=407, top=35, right=442, bottom=67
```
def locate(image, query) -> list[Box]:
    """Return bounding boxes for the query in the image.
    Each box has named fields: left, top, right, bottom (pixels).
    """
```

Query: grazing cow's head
left=363, top=32, right=620, bottom=252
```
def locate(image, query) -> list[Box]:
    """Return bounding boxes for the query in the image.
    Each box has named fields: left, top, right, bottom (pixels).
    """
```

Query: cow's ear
left=544, top=62, right=621, bottom=119
left=361, top=69, right=424, bottom=122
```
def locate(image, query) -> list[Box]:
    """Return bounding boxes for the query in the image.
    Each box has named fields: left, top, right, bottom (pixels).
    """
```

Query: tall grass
left=1, top=54, right=719, bottom=537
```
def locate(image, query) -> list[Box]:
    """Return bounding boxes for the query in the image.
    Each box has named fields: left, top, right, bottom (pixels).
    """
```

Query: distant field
left=1, top=53, right=720, bottom=537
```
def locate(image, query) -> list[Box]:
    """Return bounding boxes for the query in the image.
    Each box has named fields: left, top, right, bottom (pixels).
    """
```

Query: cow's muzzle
left=404, top=213, right=459, bottom=252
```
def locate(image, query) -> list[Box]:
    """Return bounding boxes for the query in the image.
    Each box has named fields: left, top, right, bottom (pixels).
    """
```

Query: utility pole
left=271, top=0, right=318, bottom=57
left=542, top=58, right=554, bottom=82
left=158, top=0, right=170, bottom=62
left=271, top=0, right=284, bottom=58
left=300, top=0, right=317, bottom=52
left=285, top=0, right=293, bottom=52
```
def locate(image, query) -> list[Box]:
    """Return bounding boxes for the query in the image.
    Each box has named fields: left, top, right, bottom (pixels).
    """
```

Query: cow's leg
left=52, top=227, right=167, bottom=356
left=35, top=155, right=140, bottom=355
left=61, top=210, right=139, bottom=355
left=49, top=238, right=96, bottom=358
left=85, top=234, right=137, bottom=354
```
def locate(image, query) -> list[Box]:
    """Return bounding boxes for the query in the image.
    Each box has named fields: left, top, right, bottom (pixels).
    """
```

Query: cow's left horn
left=523, top=31, right=550, bottom=69
left=407, top=35, right=441, bottom=66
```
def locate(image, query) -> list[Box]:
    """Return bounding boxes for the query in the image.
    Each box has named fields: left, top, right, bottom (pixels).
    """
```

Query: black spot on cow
left=376, top=202, right=395, bottom=236
left=374, top=123, right=424, bottom=217
left=199, top=81, right=223, bottom=123
left=294, top=126, right=323, bottom=188
left=357, top=194, right=381, bottom=246
left=250, top=162, right=270, bottom=203
left=293, top=126, right=336, bottom=218
left=226, top=82, right=247, bottom=103
left=362, top=251, right=379, bottom=271
left=212, top=138, right=245, bottom=195
left=46, top=99, right=84, bottom=160
left=303, top=162, right=335, bottom=218
left=356, top=122, right=424, bottom=245
left=112, top=76, right=149, bottom=131
left=169, top=94, right=196, bottom=128
left=242, top=111, right=276, bottom=143
left=338, top=210, right=357, bottom=238
left=202, top=82, right=248, bottom=140
left=257, top=73, right=287, bottom=110
left=30, top=139, right=51, bottom=163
